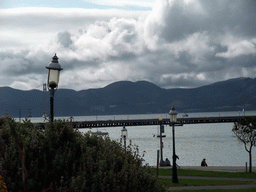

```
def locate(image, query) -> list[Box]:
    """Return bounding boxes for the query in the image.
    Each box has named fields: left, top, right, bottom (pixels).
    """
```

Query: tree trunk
left=249, top=150, right=252, bottom=173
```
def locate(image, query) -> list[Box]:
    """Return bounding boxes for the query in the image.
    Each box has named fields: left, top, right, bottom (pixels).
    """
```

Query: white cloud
left=216, top=38, right=256, bottom=59
left=0, top=7, right=145, bottom=51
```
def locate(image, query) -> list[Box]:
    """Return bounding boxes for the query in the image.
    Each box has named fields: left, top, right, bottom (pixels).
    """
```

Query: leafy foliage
left=0, top=117, right=165, bottom=192
left=0, top=175, right=7, bottom=192
left=233, top=117, right=256, bottom=150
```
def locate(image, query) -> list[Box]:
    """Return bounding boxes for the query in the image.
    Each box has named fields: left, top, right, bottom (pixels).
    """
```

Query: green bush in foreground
left=0, top=117, right=165, bottom=192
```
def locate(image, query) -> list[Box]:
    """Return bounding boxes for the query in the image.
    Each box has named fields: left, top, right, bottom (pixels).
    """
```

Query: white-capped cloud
left=0, top=0, right=256, bottom=91
left=216, top=38, right=256, bottom=59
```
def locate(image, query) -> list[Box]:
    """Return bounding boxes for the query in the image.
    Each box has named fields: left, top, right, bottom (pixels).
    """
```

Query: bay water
left=27, top=111, right=256, bottom=167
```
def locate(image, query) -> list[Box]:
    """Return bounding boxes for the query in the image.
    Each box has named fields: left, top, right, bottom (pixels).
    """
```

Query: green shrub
left=0, top=117, right=165, bottom=192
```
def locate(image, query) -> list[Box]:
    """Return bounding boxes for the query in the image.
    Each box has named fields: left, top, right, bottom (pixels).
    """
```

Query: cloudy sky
left=1, top=0, right=256, bottom=91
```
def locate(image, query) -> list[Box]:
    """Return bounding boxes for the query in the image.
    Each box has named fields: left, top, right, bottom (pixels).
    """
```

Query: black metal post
left=172, top=123, right=178, bottom=183
left=160, top=125, right=164, bottom=166
left=124, top=135, right=126, bottom=149
left=50, top=88, right=54, bottom=122
left=157, top=150, right=159, bottom=178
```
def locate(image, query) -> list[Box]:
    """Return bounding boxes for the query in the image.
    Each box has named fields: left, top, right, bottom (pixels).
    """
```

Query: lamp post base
left=172, top=165, right=178, bottom=183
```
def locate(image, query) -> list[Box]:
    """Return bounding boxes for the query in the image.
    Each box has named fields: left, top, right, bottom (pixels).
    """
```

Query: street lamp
left=169, top=106, right=178, bottom=183
left=121, top=126, right=128, bottom=149
left=46, top=54, right=63, bottom=122
left=158, top=115, right=165, bottom=166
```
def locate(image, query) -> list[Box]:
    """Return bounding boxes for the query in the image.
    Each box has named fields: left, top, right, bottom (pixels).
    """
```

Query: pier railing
left=71, top=116, right=247, bottom=129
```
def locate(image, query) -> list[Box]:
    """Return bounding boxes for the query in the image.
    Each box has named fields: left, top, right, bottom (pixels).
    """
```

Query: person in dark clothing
left=201, top=158, right=208, bottom=166
left=165, top=158, right=171, bottom=166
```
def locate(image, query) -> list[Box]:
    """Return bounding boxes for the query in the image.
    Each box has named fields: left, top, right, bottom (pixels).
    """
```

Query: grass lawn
left=158, top=177, right=254, bottom=187
left=171, top=189, right=256, bottom=192
left=152, top=168, right=256, bottom=191
left=154, top=168, right=256, bottom=179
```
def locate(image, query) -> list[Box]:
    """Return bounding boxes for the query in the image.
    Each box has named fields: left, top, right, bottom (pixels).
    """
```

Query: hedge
left=0, top=117, right=165, bottom=192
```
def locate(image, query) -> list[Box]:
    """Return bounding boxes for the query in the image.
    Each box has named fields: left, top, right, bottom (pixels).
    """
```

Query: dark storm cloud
left=158, top=0, right=256, bottom=42
left=57, top=31, right=73, bottom=48
left=0, top=50, right=38, bottom=76
left=200, top=0, right=256, bottom=37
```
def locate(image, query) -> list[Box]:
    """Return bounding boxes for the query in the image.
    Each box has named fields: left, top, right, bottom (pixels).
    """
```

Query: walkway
left=179, top=166, right=256, bottom=172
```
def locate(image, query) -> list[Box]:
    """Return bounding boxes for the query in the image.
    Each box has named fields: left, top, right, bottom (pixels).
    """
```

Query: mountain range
left=0, top=77, right=255, bottom=118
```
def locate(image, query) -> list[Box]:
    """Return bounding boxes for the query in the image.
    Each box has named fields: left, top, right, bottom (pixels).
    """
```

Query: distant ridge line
left=1, top=77, right=255, bottom=117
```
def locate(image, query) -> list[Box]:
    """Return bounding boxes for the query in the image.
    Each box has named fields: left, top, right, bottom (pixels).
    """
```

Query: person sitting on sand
left=201, top=158, right=208, bottom=166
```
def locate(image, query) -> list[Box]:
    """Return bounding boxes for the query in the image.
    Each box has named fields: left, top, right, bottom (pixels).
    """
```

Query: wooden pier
left=72, top=116, right=247, bottom=129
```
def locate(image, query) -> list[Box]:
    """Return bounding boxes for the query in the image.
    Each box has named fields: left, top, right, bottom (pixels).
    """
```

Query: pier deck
left=72, top=116, right=247, bottom=129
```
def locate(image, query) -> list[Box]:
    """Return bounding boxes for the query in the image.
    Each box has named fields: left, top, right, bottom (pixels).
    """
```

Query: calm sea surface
left=26, top=111, right=256, bottom=167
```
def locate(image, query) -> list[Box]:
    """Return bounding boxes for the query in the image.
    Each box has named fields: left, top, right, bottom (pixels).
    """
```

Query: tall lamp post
left=121, top=126, right=128, bottom=149
left=46, top=54, right=63, bottom=122
left=169, top=106, right=178, bottom=183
